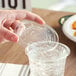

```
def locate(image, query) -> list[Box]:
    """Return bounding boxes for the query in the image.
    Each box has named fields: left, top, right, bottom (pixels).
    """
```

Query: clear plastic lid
left=18, top=20, right=59, bottom=48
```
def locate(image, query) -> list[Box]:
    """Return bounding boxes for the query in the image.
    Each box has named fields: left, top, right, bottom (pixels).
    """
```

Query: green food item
left=58, top=15, right=73, bottom=26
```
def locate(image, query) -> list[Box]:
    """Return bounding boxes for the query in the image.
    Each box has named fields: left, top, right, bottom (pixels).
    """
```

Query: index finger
left=14, top=10, right=45, bottom=24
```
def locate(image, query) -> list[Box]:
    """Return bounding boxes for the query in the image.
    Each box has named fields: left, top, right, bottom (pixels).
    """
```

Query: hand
left=0, top=10, right=45, bottom=43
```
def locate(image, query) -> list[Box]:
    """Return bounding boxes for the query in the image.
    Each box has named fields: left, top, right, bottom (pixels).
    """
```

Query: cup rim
left=26, top=41, right=70, bottom=62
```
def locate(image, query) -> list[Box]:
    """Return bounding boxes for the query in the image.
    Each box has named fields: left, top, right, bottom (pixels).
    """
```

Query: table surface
left=0, top=8, right=76, bottom=76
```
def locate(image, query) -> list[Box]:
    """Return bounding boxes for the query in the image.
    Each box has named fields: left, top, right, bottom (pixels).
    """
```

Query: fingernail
left=42, top=21, right=46, bottom=24
left=11, top=35, right=19, bottom=42
left=40, top=20, right=45, bottom=24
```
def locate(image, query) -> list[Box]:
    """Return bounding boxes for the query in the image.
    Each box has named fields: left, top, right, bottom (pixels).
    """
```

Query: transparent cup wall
left=26, top=41, right=70, bottom=76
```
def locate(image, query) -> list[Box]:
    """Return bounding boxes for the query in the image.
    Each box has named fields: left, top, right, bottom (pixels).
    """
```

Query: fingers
left=25, top=12, right=45, bottom=24
left=15, top=10, right=45, bottom=24
left=11, top=20, right=25, bottom=36
left=3, top=13, right=16, bottom=28
left=0, top=10, right=45, bottom=43
left=3, top=10, right=45, bottom=30
left=0, top=26, right=18, bottom=42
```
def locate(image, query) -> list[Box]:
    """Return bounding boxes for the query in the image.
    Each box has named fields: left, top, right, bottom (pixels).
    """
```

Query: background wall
left=31, top=0, right=59, bottom=9
left=31, top=0, right=76, bottom=12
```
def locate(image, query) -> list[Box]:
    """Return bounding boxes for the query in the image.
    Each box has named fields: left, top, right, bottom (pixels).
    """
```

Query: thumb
left=0, top=26, right=18, bottom=42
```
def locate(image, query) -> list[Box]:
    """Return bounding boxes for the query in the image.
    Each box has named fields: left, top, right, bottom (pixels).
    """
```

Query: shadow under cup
left=26, top=41, right=70, bottom=76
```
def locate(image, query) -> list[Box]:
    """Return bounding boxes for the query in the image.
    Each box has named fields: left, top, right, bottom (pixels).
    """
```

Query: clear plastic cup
left=18, top=20, right=59, bottom=48
left=26, top=41, right=70, bottom=76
